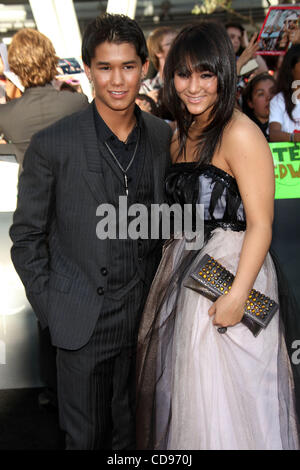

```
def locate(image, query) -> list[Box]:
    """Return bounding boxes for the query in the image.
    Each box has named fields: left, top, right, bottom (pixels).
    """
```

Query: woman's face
left=248, top=79, right=275, bottom=123
left=174, top=68, right=218, bottom=123
left=226, top=27, right=242, bottom=54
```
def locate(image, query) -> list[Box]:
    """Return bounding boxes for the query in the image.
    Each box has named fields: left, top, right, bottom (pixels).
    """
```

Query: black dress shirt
left=93, top=101, right=143, bottom=193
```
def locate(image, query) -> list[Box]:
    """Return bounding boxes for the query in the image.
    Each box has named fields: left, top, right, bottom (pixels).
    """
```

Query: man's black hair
left=82, top=13, right=148, bottom=66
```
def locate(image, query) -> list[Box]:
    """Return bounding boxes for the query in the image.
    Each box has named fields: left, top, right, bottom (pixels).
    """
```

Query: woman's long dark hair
left=276, top=44, right=300, bottom=123
left=163, top=21, right=237, bottom=164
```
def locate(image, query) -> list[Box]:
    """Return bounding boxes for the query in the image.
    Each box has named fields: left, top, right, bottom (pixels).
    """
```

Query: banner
left=270, top=142, right=300, bottom=200
left=257, top=5, right=300, bottom=56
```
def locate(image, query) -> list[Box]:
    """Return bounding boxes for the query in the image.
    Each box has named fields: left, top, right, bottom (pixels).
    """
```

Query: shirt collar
left=93, top=100, right=142, bottom=144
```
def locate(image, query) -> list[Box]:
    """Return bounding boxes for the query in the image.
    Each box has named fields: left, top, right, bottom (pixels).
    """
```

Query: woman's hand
left=236, top=33, right=259, bottom=75
left=208, top=291, right=247, bottom=328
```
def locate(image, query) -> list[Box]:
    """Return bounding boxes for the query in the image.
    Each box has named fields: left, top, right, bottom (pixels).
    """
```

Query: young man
left=10, top=14, right=172, bottom=450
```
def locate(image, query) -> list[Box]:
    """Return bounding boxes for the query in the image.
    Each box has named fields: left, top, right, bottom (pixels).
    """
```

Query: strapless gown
left=136, top=163, right=300, bottom=450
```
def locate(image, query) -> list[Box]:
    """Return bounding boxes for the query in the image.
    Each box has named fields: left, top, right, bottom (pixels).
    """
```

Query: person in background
left=278, top=13, right=300, bottom=52
left=226, top=22, right=244, bottom=56
left=242, top=73, right=276, bottom=140
left=226, top=22, right=268, bottom=77
left=0, top=28, right=88, bottom=170
left=269, top=44, right=300, bottom=142
left=139, top=26, right=177, bottom=103
left=0, top=28, right=88, bottom=413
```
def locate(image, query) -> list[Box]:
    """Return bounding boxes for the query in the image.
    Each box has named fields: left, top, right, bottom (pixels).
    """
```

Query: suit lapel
left=141, top=112, right=165, bottom=205
left=80, top=104, right=113, bottom=204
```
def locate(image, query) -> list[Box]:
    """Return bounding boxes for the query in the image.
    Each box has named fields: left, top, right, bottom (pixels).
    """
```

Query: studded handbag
left=184, top=253, right=278, bottom=337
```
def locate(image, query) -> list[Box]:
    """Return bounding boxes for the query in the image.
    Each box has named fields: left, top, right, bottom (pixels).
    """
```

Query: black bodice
left=165, top=162, right=246, bottom=231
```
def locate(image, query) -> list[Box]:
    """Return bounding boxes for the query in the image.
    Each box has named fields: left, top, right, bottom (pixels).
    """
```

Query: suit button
left=101, top=267, right=108, bottom=276
left=97, top=286, right=104, bottom=295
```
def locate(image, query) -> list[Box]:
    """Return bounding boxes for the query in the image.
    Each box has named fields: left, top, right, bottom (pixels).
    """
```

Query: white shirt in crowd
left=269, top=92, right=300, bottom=133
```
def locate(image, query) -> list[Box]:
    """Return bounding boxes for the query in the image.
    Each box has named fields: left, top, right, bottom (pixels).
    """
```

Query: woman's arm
left=269, top=121, right=300, bottom=142
left=209, top=116, right=275, bottom=328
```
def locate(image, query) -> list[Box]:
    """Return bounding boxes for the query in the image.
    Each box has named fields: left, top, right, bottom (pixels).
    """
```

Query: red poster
left=257, top=5, right=300, bottom=56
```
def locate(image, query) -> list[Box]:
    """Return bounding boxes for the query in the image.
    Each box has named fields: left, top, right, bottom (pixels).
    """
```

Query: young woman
left=242, top=73, right=275, bottom=140
left=269, top=44, right=300, bottom=142
left=136, top=22, right=299, bottom=450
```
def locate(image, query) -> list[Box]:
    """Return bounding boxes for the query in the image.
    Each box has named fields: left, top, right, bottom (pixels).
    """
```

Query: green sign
left=270, top=142, right=300, bottom=200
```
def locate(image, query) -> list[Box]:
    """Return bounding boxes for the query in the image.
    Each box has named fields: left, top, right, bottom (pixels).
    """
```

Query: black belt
left=205, top=221, right=246, bottom=232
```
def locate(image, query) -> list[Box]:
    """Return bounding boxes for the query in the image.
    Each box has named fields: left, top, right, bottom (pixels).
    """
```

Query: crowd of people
left=134, top=20, right=300, bottom=144
left=1, top=18, right=300, bottom=146
left=0, top=12, right=300, bottom=451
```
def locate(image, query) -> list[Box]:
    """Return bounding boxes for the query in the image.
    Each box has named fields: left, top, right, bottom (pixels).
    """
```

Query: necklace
left=104, top=129, right=140, bottom=196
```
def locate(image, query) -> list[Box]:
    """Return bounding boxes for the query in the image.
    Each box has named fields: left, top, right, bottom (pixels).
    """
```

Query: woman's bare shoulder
left=221, top=109, right=273, bottom=173
left=224, top=109, right=268, bottom=144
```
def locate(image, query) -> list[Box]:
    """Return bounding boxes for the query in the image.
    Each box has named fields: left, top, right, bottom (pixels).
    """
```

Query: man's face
left=84, top=41, right=148, bottom=115
left=226, top=27, right=242, bottom=54
left=285, top=19, right=298, bottom=31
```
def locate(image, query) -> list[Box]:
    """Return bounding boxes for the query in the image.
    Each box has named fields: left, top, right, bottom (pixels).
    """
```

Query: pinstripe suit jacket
left=9, top=104, right=172, bottom=350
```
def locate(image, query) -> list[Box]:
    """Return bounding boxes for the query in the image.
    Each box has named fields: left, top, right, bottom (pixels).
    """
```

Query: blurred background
left=0, top=1, right=294, bottom=48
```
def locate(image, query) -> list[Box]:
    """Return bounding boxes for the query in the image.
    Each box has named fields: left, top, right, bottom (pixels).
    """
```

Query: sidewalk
left=0, top=387, right=64, bottom=450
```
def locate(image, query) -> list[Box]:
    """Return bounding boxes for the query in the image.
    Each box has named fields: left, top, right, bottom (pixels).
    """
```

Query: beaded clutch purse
left=184, top=254, right=278, bottom=337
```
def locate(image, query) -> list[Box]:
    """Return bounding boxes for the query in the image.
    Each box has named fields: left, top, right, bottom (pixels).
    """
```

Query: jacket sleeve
left=9, top=133, right=55, bottom=327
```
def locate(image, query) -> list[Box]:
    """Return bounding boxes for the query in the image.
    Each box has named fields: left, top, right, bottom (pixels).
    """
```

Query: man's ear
left=83, top=63, right=92, bottom=82
left=142, top=59, right=149, bottom=79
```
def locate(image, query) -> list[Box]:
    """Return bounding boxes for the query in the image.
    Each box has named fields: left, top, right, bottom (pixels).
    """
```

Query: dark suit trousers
left=56, top=280, right=147, bottom=450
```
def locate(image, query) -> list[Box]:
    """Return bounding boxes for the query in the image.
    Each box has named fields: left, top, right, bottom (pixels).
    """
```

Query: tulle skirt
left=136, top=228, right=300, bottom=450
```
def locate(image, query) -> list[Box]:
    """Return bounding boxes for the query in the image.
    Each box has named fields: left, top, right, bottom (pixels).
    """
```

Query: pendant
left=124, top=174, right=128, bottom=196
